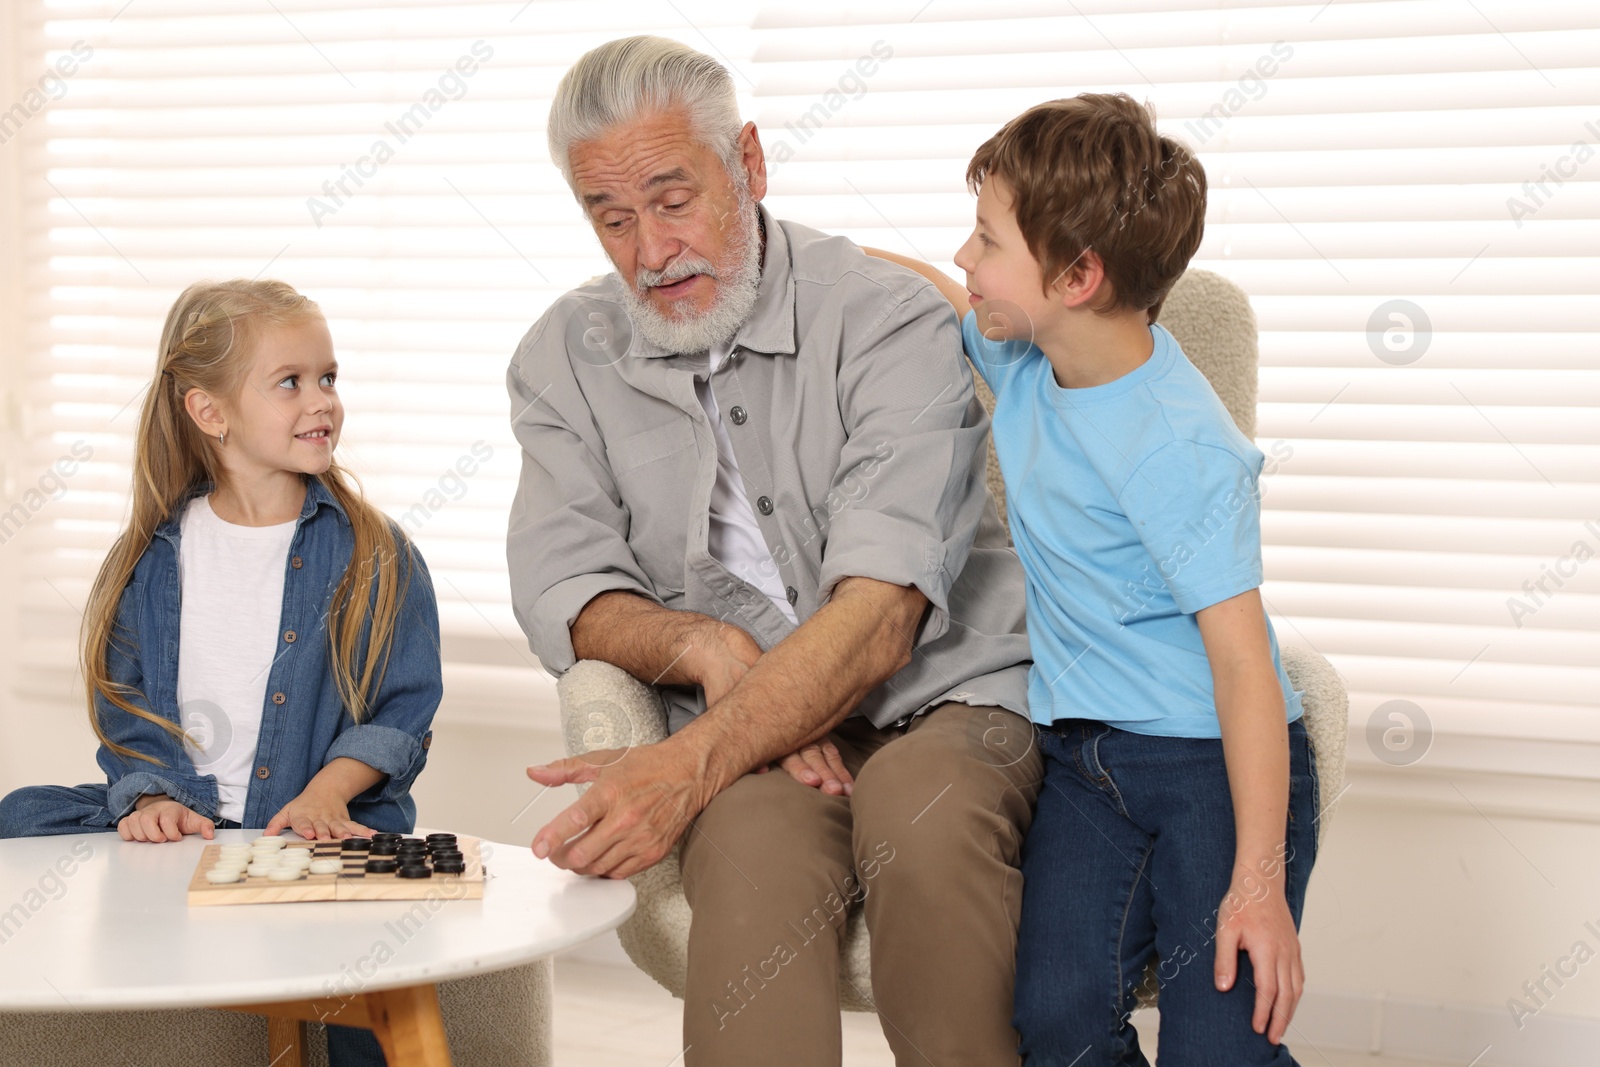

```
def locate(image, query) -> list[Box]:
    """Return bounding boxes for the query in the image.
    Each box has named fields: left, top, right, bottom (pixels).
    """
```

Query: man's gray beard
left=618, top=193, right=762, bottom=355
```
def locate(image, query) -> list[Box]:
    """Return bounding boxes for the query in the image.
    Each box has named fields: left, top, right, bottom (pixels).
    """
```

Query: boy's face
left=953, top=175, right=1059, bottom=343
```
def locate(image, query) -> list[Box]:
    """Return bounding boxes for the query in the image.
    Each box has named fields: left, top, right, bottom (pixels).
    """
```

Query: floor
left=551, top=957, right=1460, bottom=1067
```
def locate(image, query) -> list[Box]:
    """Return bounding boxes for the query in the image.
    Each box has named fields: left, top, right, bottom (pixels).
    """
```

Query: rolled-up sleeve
left=505, top=311, right=661, bottom=675
left=326, top=536, right=443, bottom=803
left=817, top=280, right=991, bottom=645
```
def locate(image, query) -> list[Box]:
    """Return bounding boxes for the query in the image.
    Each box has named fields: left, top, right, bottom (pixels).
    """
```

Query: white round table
left=0, top=830, right=634, bottom=1066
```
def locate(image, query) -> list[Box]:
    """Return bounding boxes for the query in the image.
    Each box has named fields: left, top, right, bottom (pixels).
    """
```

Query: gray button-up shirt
left=507, top=204, right=1030, bottom=732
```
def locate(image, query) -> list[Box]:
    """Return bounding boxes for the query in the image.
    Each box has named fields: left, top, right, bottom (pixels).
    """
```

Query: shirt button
left=756, top=495, right=773, bottom=515
left=786, top=586, right=799, bottom=605
left=271, top=692, right=286, bottom=705
left=283, top=630, right=296, bottom=643
left=290, top=556, right=303, bottom=569
left=255, top=766, right=270, bottom=780
left=729, top=405, right=748, bottom=425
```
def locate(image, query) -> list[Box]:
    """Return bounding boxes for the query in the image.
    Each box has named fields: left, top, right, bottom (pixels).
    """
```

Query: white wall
left=1299, top=748, right=1600, bottom=1064
left=0, top=0, right=26, bottom=800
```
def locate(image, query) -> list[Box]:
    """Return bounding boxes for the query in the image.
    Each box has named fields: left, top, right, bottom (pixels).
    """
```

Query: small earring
left=218, top=430, right=226, bottom=445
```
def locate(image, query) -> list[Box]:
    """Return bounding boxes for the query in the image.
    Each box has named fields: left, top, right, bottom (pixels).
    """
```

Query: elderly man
left=507, top=36, right=1042, bottom=1067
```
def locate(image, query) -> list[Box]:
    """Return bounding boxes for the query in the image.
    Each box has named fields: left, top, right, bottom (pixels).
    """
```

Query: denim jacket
left=95, top=476, right=443, bottom=832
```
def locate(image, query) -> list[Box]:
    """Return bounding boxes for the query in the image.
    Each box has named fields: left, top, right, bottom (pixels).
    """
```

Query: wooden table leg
left=222, top=982, right=451, bottom=1066
left=267, top=1017, right=309, bottom=1067
left=366, top=984, right=452, bottom=1066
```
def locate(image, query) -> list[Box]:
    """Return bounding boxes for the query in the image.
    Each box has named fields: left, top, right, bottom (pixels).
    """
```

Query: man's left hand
left=757, top=739, right=854, bottom=795
left=527, top=740, right=711, bottom=879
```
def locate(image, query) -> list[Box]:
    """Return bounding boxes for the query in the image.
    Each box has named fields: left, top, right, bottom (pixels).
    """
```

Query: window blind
left=12, top=0, right=757, bottom=703
left=748, top=0, right=1600, bottom=748
left=11, top=0, right=1598, bottom=748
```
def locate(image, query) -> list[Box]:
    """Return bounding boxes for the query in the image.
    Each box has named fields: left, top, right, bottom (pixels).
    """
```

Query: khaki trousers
left=680, top=701, right=1044, bottom=1067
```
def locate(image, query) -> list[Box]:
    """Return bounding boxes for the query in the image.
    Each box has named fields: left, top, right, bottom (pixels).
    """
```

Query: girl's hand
left=118, top=796, right=215, bottom=842
left=264, top=785, right=374, bottom=841
left=1213, top=875, right=1304, bottom=1045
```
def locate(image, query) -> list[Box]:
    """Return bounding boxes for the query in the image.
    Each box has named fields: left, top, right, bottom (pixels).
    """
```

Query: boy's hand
left=861, top=247, right=971, bottom=314
left=1198, top=589, right=1301, bottom=1042
left=1213, top=875, right=1304, bottom=1045
left=757, top=739, right=854, bottom=795
left=264, top=785, right=374, bottom=841
left=118, top=795, right=214, bottom=842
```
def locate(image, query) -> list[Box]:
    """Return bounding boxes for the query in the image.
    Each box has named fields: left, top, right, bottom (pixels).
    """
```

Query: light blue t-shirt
left=961, top=310, right=1302, bottom=738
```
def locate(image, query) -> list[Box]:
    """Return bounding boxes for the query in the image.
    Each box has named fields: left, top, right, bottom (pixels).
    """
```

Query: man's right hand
left=570, top=594, right=764, bottom=705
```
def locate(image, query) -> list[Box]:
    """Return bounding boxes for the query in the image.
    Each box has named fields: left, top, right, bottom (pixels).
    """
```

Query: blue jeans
left=0, top=785, right=387, bottom=1066
left=324, top=1026, right=387, bottom=1066
left=1014, top=717, right=1319, bottom=1066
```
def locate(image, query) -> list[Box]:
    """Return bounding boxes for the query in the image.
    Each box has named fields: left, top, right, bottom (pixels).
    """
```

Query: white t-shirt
left=176, top=495, right=297, bottom=823
left=694, top=340, right=797, bottom=624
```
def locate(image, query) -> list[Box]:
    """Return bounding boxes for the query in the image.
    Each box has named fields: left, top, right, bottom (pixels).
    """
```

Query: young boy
left=871, top=94, right=1318, bottom=1064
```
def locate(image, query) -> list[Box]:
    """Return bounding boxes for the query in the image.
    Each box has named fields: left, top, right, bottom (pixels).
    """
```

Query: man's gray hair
left=548, top=35, right=743, bottom=190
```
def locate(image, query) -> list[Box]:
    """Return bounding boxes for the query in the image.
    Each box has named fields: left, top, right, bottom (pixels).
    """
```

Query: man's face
left=569, top=106, right=767, bottom=328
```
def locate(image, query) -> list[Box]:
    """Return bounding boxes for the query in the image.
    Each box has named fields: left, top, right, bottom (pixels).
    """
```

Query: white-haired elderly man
left=508, top=36, right=1042, bottom=1067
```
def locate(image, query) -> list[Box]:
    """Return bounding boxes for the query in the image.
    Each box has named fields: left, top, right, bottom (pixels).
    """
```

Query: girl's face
left=225, top=317, right=343, bottom=479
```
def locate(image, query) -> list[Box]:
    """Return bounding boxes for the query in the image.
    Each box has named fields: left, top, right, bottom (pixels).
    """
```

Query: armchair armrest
left=556, top=659, right=669, bottom=759
left=1280, top=644, right=1350, bottom=844
left=555, top=660, right=688, bottom=997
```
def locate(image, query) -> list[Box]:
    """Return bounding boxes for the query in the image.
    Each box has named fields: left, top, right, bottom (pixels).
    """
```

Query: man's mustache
left=636, top=255, right=718, bottom=293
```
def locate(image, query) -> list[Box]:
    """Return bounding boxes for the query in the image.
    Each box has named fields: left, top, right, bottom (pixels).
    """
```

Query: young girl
left=0, top=279, right=439, bottom=1066
left=0, top=279, right=442, bottom=848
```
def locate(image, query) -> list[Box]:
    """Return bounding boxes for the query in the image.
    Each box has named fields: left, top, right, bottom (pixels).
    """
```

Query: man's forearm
left=674, top=576, right=928, bottom=793
left=570, top=590, right=738, bottom=688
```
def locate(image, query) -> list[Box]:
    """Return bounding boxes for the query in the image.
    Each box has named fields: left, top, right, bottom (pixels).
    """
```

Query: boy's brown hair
left=966, top=93, right=1207, bottom=321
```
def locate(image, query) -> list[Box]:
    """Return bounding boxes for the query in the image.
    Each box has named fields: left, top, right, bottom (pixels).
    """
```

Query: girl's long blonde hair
left=85, top=279, right=414, bottom=764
